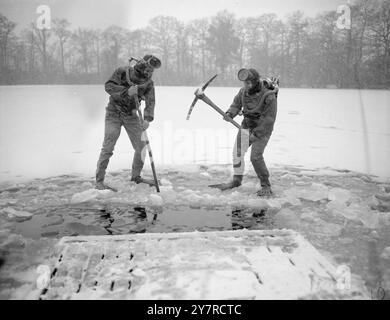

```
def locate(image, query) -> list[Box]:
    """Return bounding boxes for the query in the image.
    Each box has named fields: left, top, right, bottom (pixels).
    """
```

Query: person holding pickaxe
left=95, top=54, right=161, bottom=191
left=190, top=69, right=278, bottom=197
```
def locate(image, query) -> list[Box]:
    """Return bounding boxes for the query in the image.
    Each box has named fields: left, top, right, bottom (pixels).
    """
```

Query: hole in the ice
left=128, top=281, right=132, bottom=290
left=110, top=281, right=115, bottom=291
left=76, top=283, right=82, bottom=293
left=94, top=281, right=98, bottom=286
left=13, top=203, right=279, bottom=239
left=50, top=268, right=58, bottom=279
left=289, top=258, right=295, bottom=266
left=116, top=255, right=119, bottom=258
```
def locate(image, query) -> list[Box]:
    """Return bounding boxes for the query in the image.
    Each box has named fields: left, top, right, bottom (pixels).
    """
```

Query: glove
left=128, top=85, right=138, bottom=97
left=223, top=112, right=233, bottom=122
left=141, top=120, right=149, bottom=130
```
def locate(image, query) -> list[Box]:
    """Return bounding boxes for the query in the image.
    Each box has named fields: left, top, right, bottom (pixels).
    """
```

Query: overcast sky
left=1, top=0, right=349, bottom=31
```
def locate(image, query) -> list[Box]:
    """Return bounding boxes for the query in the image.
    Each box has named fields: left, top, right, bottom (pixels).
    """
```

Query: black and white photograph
left=0, top=0, right=389, bottom=303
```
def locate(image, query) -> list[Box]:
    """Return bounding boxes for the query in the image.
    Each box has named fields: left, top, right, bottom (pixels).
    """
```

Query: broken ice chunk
left=328, top=188, right=351, bottom=204
left=70, top=189, right=113, bottom=203
left=0, top=207, right=33, bottom=222
left=160, top=178, right=172, bottom=186
left=284, top=183, right=329, bottom=202
left=300, top=210, right=319, bottom=222
left=200, top=172, right=211, bottom=178
left=149, top=194, right=164, bottom=206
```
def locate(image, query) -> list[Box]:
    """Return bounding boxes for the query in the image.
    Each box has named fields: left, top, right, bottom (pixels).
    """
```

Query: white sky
left=1, top=0, right=349, bottom=31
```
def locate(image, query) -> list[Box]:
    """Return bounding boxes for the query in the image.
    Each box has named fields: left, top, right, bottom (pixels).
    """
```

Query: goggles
left=237, top=68, right=257, bottom=81
left=146, top=56, right=161, bottom=69
left=130, top=56, right=161, bottom=70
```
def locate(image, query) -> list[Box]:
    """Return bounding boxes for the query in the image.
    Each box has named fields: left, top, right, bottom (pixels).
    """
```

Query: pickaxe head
left=186, top=74, right=218, bottom=120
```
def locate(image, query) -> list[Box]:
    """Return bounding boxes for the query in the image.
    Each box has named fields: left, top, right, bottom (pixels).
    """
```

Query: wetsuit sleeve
left=142, top=81, right=156, bottom=122
left=226, top=88, right=243, bottom=118
left=104, top=67, right=132, bottom=106
left=256, top=93, right=277, bottom=137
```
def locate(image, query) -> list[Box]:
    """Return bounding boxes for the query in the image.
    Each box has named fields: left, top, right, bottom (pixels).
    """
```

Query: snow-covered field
left=0, top=85, right=389, bottom=299
left=0, top=85, right=389, bottom=182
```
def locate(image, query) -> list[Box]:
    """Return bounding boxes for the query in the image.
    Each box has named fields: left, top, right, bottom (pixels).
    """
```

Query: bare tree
left=102, top=25, right=125, bottom=73
left=0, top=14, right=17, bottom=73
left=31, top=22, right=52, bottom=74
left=147, top=16, right=180, bottom=83
left=53, top=18, right=71, bottom=74
left=206, top=11, right=240, bottom=81
left=72, top=28, right=94, bottom=74
left=368, top=0, right=390, bottom=85
left=286, top=11, right=309, bottom=85
left=92, top=29, right=102, bottom=75
left=188, top=18, right=210, bottom=79
left=1, top=2, right=389, bottom=87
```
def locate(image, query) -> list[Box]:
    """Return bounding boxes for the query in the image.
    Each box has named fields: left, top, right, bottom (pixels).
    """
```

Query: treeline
left=0, top=0, right=389, bottom=88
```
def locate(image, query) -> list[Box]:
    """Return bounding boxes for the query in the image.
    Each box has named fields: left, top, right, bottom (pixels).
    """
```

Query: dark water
left=12, top=203, right=275, bottom=239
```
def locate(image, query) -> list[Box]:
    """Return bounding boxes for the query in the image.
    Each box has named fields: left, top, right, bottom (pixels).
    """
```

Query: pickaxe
left=186, top=74, right=241, bottom=129
left=187, top=75, right=280, bottom=130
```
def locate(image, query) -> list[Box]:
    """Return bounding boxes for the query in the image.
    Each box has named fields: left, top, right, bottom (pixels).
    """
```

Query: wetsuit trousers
left=232, top=118, right=271, bottom=187
left=96, top=109, right=146, bottom=183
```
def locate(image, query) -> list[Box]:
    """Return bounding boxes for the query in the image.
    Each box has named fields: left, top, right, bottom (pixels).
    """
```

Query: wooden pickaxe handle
left=198, top=93, right=241, bottom=129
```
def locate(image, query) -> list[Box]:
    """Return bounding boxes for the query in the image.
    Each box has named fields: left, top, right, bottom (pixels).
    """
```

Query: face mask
left=238, top=68, right=261, bottom=94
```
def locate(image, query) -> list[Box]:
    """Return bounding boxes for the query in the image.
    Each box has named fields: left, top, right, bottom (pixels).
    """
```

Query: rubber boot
left=209, top=175, right=243, bottom=191
left=95, top=181, right=118, bottom=192
left=256, top=185, right=273, bottom=197
left=131, top=176, right=158, bottom=187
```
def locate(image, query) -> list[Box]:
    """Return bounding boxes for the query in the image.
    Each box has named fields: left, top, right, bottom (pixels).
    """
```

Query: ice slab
left=37, top=229, right=359, bottom=300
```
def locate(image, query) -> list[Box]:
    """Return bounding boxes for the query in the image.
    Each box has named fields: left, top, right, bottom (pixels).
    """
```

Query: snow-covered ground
left=0, top=85, right=389, bottom=299
left=0, top=86, right=389, bottom=181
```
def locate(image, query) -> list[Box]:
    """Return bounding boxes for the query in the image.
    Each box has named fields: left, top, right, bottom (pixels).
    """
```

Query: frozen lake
left=0, top=85, right=389, bottom=182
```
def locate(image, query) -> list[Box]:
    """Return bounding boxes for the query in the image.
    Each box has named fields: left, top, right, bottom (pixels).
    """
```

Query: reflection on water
left=231, top=207, right=274, bottom=230
left=13, top=203, right=276, bottom=239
